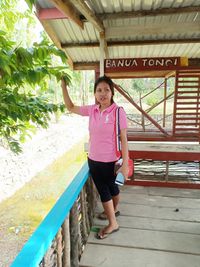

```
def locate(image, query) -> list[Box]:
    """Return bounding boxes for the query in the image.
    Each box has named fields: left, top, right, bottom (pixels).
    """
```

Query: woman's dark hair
left=94, top=75, right=114, bottom=103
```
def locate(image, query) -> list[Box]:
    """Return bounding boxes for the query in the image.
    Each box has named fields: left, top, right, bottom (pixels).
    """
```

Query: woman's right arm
left=61, top=78, right=82, bottom=115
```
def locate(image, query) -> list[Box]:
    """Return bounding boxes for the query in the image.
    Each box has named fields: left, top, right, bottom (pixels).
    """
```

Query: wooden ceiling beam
left=33, top=6, right=200, bottom=22
left=100, top=6, right=200, bottom=20
left=100, top=32, right=109, bottom=59
left=109, top=71, right=172, bottom=78
left=73, top=62, right=98, bottom=70
left=62, top=42, right=99, bottom=48
left=38, top=19, right=74, bottom=69
left=39, top=20, right=62, bottom=50
left=62, top=38, right=200, bottom=49
left=107, top=38, right=200, bottom=46
left=35, top=4, right=74, bottom=69
left=71, top=0, right=104, bottom=33
left=49, top=0, right=83, bottom=29
left=69, top=1, right=108, bottom=59
left=38, top=7, right=67, bottom=20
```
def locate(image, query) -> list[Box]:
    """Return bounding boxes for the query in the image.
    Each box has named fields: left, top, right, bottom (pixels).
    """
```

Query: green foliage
left=131, top=79, right=148, bottom=94
left=0, top=31, right=70, bottom=153
left=146, top=94, right=160, bottom=106
left=0, top=0, right=35, bottom=43
left=24, top=0, right=36, bottom=11
left=0, top=87, right=65, bottom=153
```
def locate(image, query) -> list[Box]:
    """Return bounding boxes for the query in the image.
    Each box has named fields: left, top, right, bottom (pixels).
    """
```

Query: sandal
left=97, top=211, right=120, bottom=220
left=96, top=227, right=120, bottom=239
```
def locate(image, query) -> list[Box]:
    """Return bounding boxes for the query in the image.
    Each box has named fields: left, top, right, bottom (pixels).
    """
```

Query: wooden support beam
left=163, top=78, right=167, bottom=128
left=38, top=19, right=74, bottom=69
left=62, top=42, right=99, bottom=48
left=99, top=33, right=104, bottom=75
left=39, top=19, right=62, bottom=50
left=38, top=7, right=67, bottom=20
left=99, top=32, right=109, bottom=59
left=61, top=38, right=200, bottom=49
left=73, top=62, right=99, bottom=70
left=35, top=4, right=74, bottom=69
left=107, top=71, right=174, bottom=78
left=49, top=0, right=83, bottom=29
left=100, top=6, right=200, bottom=20
left=70, top=1, right=108, bottom=59
left=107, top=38, right=200, bottom=46
left=165, top=71, right=176, bottom=79
left=71, top=0, right=104, bottom=33
left=114, top=83, right=169, bottom=136
left=69, top=0, right=108, bottom=59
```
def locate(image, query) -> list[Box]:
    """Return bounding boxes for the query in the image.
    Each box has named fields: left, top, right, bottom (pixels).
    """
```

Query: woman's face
left=94, top=81, right=113, bottom=106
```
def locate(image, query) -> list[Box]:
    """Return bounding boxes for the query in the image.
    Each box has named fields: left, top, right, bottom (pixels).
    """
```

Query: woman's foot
left=96, top=225, right=119, bottom=239
left=97, top=210, right=120, bottom=220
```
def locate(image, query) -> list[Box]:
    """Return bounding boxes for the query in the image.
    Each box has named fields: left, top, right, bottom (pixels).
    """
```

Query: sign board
left=105, top=57, right=188, bottom=73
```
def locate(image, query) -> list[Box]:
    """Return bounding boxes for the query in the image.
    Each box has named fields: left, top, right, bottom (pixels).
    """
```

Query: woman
left=61, top=75, right=129, bottom=239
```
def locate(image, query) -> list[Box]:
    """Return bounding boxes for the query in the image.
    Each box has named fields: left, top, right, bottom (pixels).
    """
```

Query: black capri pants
left=88, top=158, right=119, bottom=202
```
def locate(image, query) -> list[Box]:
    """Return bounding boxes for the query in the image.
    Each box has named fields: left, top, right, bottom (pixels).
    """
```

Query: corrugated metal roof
left=86, top=0, right=199, bottom=13
left=35, top=0, right=200, bottom=72
left=54, top=20, right=99, bottom=44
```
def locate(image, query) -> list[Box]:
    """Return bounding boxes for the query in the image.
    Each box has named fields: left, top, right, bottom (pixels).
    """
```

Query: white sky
left=18, top=0, right=29, bottom=12
left=18, top=0, right=44, bottom=43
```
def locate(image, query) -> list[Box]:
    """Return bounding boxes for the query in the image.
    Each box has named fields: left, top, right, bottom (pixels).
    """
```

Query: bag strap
left=115, top=107, right=121, bottom=158
left=115, top=107, right=131, bottom=162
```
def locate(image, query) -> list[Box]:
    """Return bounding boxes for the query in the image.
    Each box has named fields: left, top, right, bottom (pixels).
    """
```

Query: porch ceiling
left=35, top=0, right=200, bottom=75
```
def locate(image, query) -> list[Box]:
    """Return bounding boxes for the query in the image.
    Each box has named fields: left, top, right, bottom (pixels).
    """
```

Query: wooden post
left=95, top=69, right=100, bottom=80
left=199, top=76, right=200, bottom=143
left=56, top=229, right=63, bottom=267
left=95, top=69, right=100, bottom=104
left=91, top=178, right=98, bottom=221
left=41, top=239, right=57, bottom=266
left=163, top=78, right=167, bottom=127
left=85, top=179, right=92, bottom=227
left=139, top=92, right=145, bottom=131
left=84, top=185, right=91, bottom=233
left=199, top=162, right=200, bottom=178
left=70, top=201, right=79, bottom=267
left=165, top=161, right=169, bottom=181
left=85, top=177, right=97, bottom=227
left=99, top=33, right=104, bottom=76
left=80, top=188, right=89, bottom=242
left=197, top=76, right=200, bottom=130
left=77, top=195, right=82, bottom=257
left=62, top=217, right=70, bottom=267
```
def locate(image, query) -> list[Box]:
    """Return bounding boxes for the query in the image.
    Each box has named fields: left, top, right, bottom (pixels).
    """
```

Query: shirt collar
left=94, top=102, right=117, bottom=113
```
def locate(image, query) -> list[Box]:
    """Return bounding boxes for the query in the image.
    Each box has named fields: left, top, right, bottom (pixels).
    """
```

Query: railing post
left=70, top=201, right=79, bottom=267
left=62, top=217, right=70, bottom=267
left=80, top=189, right=89, bottom=243
left=56, top=229, right=63, bottom=267
left=86, top=177, right=97, bottom=227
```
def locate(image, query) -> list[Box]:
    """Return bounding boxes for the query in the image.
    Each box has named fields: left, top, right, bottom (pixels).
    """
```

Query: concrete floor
left=80, top=186, right=200, bottom=267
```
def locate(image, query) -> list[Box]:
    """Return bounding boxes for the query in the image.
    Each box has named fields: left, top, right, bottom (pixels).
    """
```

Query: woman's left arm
left=120, top=128, right=129, bottom=180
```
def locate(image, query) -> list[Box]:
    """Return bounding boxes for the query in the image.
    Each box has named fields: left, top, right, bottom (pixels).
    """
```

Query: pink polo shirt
left=80, top=103, right=127, bottom=162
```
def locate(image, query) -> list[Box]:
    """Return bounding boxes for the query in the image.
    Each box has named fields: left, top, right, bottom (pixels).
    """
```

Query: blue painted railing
left=11, top=162, right=89, bottom=267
